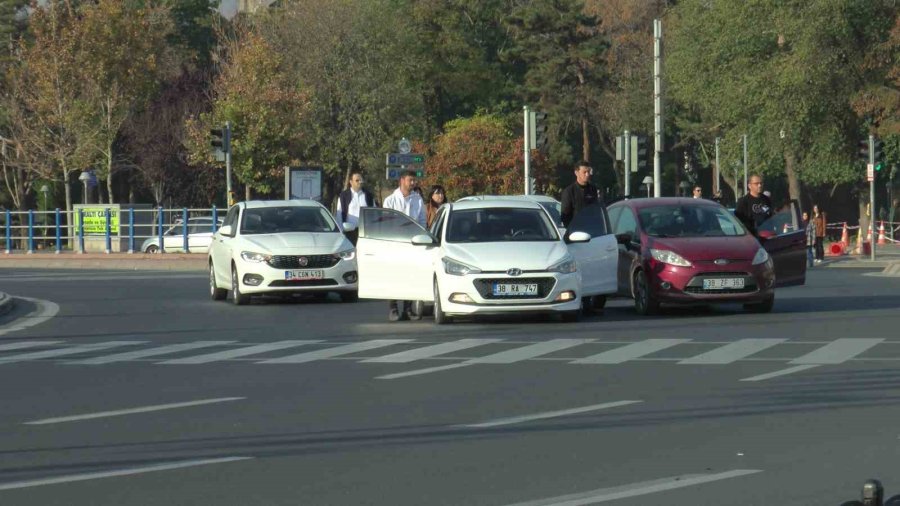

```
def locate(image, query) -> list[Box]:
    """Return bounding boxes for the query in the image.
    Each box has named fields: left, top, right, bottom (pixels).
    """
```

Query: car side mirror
left=615, top=233, right=633, bottom=245
left=342, top=222, right=357, bottom=232
left=566, top=231, right=591, bottom=243
left=411, top=234, right=435, bottom=246
left=218, top=225, right=233, bottom=237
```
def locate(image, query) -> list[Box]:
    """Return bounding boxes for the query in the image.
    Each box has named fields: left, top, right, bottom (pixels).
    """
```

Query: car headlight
left=334, top=248, right=356, bottom=261
left=548, top=256, right=577, bottom=273
left=240, top=251, right=271, bottom=263
left=650, top=249, right=692, bottom=267
left=751, top=247, right=770, bottom=265
left=442, top=257, right=481, bottom=276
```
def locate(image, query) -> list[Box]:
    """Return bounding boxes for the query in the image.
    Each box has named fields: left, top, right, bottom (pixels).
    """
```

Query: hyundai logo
left=298, top=256, right=309, bottom=267
left=506, top=268, right=522, bottom=277
left=714, top=259, right=729, bottom=265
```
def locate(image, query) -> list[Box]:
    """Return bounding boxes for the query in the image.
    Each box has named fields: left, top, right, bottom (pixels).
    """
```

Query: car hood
left=240, top=233, right=350, bottom=255
left=442, top=241, right=569, bottom=271
left=648, top=235, right=760, bottom=262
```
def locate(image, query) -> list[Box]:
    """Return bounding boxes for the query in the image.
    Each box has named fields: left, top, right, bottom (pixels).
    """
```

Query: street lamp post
left=642, top=176, right=654, bottom=198
left=78, top=171, right=91, bottom=204
left=39, top=184, right=49, bottom=225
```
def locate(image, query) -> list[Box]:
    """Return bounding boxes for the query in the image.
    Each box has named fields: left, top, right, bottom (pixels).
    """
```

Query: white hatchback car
left=208, top=200, right=358, bottom=305
left=356, top=198, right=617, bottom=323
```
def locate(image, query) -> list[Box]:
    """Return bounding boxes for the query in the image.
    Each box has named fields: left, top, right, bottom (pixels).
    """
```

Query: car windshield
left=240, top=206, right=338, bottom=235
left=446, top=207, right=559, bottom=243
left=539, top=202, right=563, bottom=228
left=638, top=205, right=747, bottom=237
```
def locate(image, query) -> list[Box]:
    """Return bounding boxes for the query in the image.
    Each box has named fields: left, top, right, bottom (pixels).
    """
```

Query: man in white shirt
left=336, top=170, right=376, bottom=245
left=382, top=170, right=426, bottom=321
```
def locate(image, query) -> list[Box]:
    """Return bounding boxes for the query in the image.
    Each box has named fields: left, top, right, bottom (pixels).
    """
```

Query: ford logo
left=714, top=259, right=729, bottom=265
left=298, top=256, right=309, bottom=267
left=506, top=268, right=522, bottom=277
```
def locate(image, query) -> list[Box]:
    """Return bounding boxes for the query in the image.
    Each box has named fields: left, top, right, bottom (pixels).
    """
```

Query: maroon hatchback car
left=607, top=198, right=806, bottom=314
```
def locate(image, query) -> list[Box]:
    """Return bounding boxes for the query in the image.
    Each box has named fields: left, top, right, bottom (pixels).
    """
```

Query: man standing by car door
left=560, top=160, right=602, bottom=228
left=735, top=174, right=773, bottom=237
left=336, top=170, right=376, bottom=245
left=383, top=170, right=427, bottom=321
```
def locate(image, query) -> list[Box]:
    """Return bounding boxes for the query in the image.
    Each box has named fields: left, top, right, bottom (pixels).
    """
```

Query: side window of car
left=758, top=203, right=798, bottom=236
left=429, top=208, right=446, bottom=242
left=607, top=207, right=623, bottom=233
left=359, top=207, right=427, bottom=242
left=222, top=207, right=239, bottom=235
left=189, top=220, right=211, bottom=235
left=615, top=208, right=638, bottom=236
left=566, top=204, right=609, bottom=238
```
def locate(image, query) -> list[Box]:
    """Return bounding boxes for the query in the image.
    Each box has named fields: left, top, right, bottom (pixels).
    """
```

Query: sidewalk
left=0, top=252, right=206, bottom=271
left=822, top=243, right=900, bottom=271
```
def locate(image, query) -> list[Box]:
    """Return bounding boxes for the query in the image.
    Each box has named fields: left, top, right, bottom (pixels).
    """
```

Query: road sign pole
left=870, top=134, right=876, bottom=261
left=524, top=105, right=531, bottom=195
left=714, top=137, right=720, bottom=195
left=225, top=121, right=232, bottom=205
left=653, top=18, right=663, bottom=198
left=623, top=130, right=631, bottom=197
left=742, top=134, right=748, bottom=197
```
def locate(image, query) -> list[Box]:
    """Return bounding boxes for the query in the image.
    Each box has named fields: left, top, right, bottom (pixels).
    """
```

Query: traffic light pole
left=869, top=134, right=876, bottom=261
left=623, top=130, right=631, bottom=197
left=225, top=121, right=233, bottom=205
left=523, top=106, right=531, bottom=195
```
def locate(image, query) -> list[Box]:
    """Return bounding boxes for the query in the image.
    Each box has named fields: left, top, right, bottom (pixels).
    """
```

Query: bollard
left=4, top=209, right=10, bottom=253
left=183, top=208, right=189, bottom=253
left=78, top=208, right=85, bottom=253
left=55, top=208, right=61, bottom=253
left=104, top=208, right=111, bottom=254
left=27, top=209, right=34, bottom=254
left=212, top=206, right=218, bottom=232
left=863, top=479, right=884, bottom=506
left=157, top=206, right=164, bottom=254
left=128, top=208, right=135, bottom=254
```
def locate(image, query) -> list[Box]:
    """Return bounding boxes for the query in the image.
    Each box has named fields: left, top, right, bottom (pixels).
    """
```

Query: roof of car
left=241, top=199, right=324, bottom=209
left=450, top=198, right=543, bottom=211
left=457, top=194, right=559, bottom=204
left=609, top=197, right=722, bottom=209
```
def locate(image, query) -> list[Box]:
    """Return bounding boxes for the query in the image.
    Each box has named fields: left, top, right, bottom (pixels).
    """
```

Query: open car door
left=757, top=200, right=806, bottom=287
left=564, top=204, right=618, bottom=296
left=357, top=207, right=436, bottom=301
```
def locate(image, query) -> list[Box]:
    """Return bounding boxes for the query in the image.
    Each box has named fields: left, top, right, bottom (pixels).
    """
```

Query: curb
left=0, top=254, right=206, bottom=271
left=0, top=292, right=15, bottom=317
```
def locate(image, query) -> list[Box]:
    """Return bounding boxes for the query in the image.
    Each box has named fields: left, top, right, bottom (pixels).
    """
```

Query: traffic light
left=858, top=138, right=870, bottom=163
left=210, top=125, right=231, bottom=153
left=873, top=138, right=883, bottom=171
left=529, top=111, right=549, bottom=151
left=630, top=135, right=648, bottom=173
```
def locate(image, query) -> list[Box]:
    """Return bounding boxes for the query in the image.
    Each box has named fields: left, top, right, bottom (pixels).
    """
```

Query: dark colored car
left=607, top=197, right=806, bottom=314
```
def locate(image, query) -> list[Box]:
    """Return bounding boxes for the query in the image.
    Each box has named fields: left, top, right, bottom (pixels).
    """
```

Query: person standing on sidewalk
left=734, top=174, right=773, bottom=237
left=560, top=160, right=601, bottom=228
left=804, top=211, right=815, bottom=268
left=336, top=170, right=377, bottom=246
left=812, top=204, right=826, bottom=264
left=383, top=170, right=427, bottom=321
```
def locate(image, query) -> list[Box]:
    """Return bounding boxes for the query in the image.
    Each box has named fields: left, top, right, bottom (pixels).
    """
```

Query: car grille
left=473, top=277, right=556, bottom=300
left=267, top=255, right=339, bottom=269
left=683, top=272, right=757, bottom=294
left=269, top=279, right=338, bottom=287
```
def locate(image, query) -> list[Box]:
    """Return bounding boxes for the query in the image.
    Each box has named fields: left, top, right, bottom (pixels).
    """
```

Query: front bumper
left=438, top=271, right=581, bottom=315
left=647, top=259, right=774, bottom=304
left=235, top=256, right=358, bottom=295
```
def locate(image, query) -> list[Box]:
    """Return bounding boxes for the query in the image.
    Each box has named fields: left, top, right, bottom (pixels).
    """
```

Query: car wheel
left=745, top=295, right=774, bottom=313
left=145, top=244, right=159, bottom=254
left=209, top=262, right=227, bottom=301
left=561, top=309, right=581, bottom=322
left=633, top=270, right=659, bottom=315
left=582, top=295, right=607, bottom=315
left=340, top=291, right=359, bottom=303
left=231, top=264, right=249, bottom=306
left=433, top=281, right=452, bottom=325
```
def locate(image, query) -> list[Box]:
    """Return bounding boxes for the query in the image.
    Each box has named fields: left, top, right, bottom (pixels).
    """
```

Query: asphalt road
left=1, top=267, right=899, bottom=505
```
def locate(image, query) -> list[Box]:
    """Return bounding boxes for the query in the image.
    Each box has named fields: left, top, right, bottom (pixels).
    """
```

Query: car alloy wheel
left=210, top=262, right=227, bottom=301
left=231, top=264, right=249, bottom=306
left=433, top=280, right=452, bottom=325
left=145, top=244, right=159, bottom=254
left=633, top=270, right=659, bottom=316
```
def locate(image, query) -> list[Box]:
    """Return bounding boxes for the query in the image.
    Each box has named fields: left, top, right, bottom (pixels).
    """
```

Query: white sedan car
left=356, top=198, right=617, bottom=323
left=141, top=217, right=223, bottom=253
left=208, top=200, right=358, bottom=305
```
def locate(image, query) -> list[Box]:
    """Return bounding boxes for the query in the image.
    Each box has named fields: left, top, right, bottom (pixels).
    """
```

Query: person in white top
left=382, top=170, right=426, bottom=321
left=336, top=170, right=376, bottom=245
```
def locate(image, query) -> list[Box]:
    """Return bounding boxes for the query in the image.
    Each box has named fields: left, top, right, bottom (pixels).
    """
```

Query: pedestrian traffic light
left=630, top=135, right=647, bottom=173
left=227, top=190, right=236, bottom=207
left=529, top=111, right=549, bottom=151
left=858, top=138, right=870, bottom=163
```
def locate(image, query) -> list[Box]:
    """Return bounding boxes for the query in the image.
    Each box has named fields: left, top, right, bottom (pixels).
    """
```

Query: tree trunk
left=581, top=115, right=590, bottom=162
left=245, top=184, right=250, bottom=201
left=784, top=151, right=801, bottom=203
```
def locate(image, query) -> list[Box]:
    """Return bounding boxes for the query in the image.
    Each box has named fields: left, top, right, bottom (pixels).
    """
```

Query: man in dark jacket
left=336, top=170, right=377, bottom=245
left=560, top=160, right=602, bottom=228
left=734, top=174, right=773, bottom=237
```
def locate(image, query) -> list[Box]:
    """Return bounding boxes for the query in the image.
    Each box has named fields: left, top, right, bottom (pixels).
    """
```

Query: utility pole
left=523, top=106, right=531, bottom=195
left=742, top=134, right=748, bottom=197
left=623, top=130, right=631, bottom=197
left=225, top=121, right=233, bottom=205
left=653, top=19, right=663, bottom=197
left=714, top=137, right=720, bottom=195
left=869, top=134, right=876, bottom=261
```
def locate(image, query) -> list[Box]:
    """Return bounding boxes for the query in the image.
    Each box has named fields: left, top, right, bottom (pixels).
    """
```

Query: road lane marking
left=377, top=362, right=473, bottom=380
left=740, top=365, right=821, bottom=382
left=501, top=469, right=763, bottom=505
left=571, top=339, right=690, bottom=364
left=0, top=341, right=143, bottom=364
left=69, top=341, right=235, bottom=365
left=258, top=339, right=412, bottom=364
left=0, top=456, right=253, bottom=490
left=160, top=340, right=321, bottom=364
left=0, top=341, right=62, bottom=352
left=461, top=400, right=643, bottom=428
left=789, top=338, right=883, bottom=364
left=468, top=339, right=594, bottom=364
left=679, top=338, right=787, bottom=365
left=362, top=338, right=503, bottom=363
left=24, top=397, right=245, bottom=425
left=0, top=297, right=60, bottom=337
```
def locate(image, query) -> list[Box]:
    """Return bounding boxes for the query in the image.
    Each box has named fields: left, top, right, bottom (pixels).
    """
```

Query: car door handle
left=362, top=253, right=375, bottom=256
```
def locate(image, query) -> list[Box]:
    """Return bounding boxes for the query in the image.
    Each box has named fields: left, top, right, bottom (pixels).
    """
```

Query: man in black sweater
left=734, top=174, right=773, bottom=237
left=560, top=160, right=601, bottom=228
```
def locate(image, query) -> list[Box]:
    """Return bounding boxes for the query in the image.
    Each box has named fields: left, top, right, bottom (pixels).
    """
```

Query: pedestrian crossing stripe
left=0, top=338, right=888, bottom=368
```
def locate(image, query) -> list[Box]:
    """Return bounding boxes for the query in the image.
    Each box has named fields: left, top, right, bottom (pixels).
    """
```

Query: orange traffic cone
left=878, top=221, right=887, bottom=245
left=841, top=222, right=849, bottom=247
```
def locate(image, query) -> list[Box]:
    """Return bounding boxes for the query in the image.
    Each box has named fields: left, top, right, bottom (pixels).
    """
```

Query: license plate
left=285, top=270, right=324, bottom=280
left=492, top=283, right=539, bottom=296
left=702, top=278, right=744, bottom=290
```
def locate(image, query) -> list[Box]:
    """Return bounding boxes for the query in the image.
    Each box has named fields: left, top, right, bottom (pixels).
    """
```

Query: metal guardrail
left=1, top=207, right=221, bottom=254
